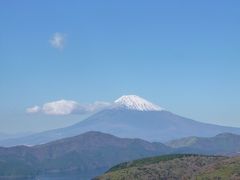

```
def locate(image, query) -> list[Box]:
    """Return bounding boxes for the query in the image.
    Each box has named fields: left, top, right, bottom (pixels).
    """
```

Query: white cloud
left=49, top=32, right=65, bottom=49
left=26, top=106, right=41, bottom=114
left=26, top=100, right=111, bottom=116
left=86, top=101, right=112, bottom=112
left=42, top=100, right=79, bottom=115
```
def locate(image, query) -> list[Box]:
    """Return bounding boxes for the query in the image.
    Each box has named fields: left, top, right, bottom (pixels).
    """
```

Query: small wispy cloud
left=49, top=32, right=66, bottom=49
left=26, top=100, right=111, bottom=116
left=26, top=106, right=41, bottom=114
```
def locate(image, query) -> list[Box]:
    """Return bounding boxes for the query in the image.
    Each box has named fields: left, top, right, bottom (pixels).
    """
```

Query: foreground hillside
left=197, top=156, right=240, bottom=179
left=0, top=131, right=170, bottom=179
left=94, top=154, right=240, bottom=180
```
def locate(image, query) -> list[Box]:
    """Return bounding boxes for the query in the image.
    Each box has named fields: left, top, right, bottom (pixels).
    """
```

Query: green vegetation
left=196, top=157, right=240, bottom=179
left=107, top=154, right=197, bottom=172
left=94, top=154, right=240, bottom=180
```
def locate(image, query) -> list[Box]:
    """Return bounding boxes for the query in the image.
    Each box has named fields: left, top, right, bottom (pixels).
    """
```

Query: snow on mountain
left=114, top=95, right=164, bottom=111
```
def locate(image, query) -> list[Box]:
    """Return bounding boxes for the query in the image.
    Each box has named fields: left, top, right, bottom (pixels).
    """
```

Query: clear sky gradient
left=1, top=0, right=240, bottom=133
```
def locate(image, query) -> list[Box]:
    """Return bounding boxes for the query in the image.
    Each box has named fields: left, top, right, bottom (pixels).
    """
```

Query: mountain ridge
left=2, top=131, right=240, bottom=179
left=0, top=131, right=170, bottom=179
left=167, top=132, right=240, bottom=155
left=2, top=108, right=240, bottom=146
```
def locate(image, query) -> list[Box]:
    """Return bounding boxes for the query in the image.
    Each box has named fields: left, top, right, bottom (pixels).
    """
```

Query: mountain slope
left=93, top=154, right=230, bottom=180
left=2, top=132, right=240, bottom=179
left=167, top=133, right=240, bottom=155
left=0, top=131, right=171, bottom=179
left=197, top=156, right=240, bottom=179
left=2, top=95, right=240, bottom=146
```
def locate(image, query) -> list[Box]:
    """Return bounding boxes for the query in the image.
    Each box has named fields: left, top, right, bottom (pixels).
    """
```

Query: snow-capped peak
left=114, top=95, right=164, bottom=111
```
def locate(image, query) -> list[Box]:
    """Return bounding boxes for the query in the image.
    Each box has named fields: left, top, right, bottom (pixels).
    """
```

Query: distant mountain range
left=167, top=132, right=240, bottom=155
left=1, top=95, right=240, bottom=147
left=0, top=132, right=33, bottom=141
left=1, top=131, right=240, bottom=179
left=94, top=154, right=240, bottom=180
left=0, top=131, right=170, bottom=179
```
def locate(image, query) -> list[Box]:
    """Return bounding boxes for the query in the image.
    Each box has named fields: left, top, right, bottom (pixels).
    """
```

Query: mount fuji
left=1, top=95, right=240, bottom=146
left=114, top=95, right=164, bottom=111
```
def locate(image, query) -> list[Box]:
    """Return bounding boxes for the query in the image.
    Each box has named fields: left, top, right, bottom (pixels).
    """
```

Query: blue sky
left=0, top=0, right=240, bottom=133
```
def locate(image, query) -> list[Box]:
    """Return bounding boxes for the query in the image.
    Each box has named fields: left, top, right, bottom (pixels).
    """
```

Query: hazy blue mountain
left=0, top=131, right=170, bottom=179
left=1, top=95, right=240, bottom=146
left=2, top=131, right=240, bottom=179
left=0, top=132, right=9, bottom=141
left=0, top=132, right=33, bottom=141
left=2, top=109, right=240, bottom=147
left=167, top=133, right=240, bottom=155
